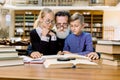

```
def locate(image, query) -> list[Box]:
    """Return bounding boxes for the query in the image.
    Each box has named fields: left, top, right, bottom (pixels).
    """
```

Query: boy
left=63, top=12, right=98, bottom=59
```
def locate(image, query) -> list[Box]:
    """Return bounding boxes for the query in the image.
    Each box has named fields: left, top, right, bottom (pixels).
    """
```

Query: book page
left=71, top=59, right=98, bottom=65
left=42, top=54, right=90, bottom=60
left=72, top=59, right=99, bottom=68
left=43, top=59, right=73, bottom=68
left=20, top=56, right=45, bottom=64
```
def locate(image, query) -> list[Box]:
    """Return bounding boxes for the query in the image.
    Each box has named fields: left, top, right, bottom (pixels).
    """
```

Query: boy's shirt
left=63, top=32, right=93, bottom=55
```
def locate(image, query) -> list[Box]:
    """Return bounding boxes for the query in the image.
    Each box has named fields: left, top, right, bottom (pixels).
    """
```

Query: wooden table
left=0, top=63, right=120, bottom=80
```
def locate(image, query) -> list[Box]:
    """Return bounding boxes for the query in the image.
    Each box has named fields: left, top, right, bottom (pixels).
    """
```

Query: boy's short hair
left=70, top=12, right=84, bottom=24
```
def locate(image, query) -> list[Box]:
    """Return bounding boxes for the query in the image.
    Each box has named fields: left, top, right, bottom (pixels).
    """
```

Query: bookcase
left=14, top=10, right=103, bottom=40
left=13, top=0, right=120, bottom=6
left=14, top=10, right=39, bottom=39
left=70, top=10, right=103, bottom=39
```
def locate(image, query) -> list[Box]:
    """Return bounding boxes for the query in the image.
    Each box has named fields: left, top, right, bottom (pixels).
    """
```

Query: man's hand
left=30, top=51, right=43, bottom=59
left=63, top=51, right=72, bottom=54
left=57, top=51, right=72, bottom=55
left=86, top=52, right=99, bottom=60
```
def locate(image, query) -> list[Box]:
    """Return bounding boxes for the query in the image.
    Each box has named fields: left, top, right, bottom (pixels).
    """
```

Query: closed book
left=0, top=57, right=24, bottom=67
left=43, top=59, right=98, bottom=68
left=0, top=51, right=18, bottom=58
left=0, top=45, right=16, bottom=52
left=96, top=44, right=120, bottom=54
left=97, top=40, right=120, bottom=45
left=102, top=59, right=120, bottom=66
left=101, top=53, right=120, bottom=60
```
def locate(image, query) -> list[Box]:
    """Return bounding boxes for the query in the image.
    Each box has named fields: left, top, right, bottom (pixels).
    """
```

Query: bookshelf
left=14, top=11, right=24, bottom=38
left=14, top=10, right=39, bottom=39
left=89, top=0, right=105, bottom=6
left=70, top=10, right=103, bottom=40
left=104, top=0, right=118, bottom=6
left=13, top=0, right=120, bottom=6
left=14, top=0, right=39, bottom=6
left=92, top=11, right=103, bottom=39
left=42, top=0, right=58, bottom=6
left=42, top=0, right=73, bottom=6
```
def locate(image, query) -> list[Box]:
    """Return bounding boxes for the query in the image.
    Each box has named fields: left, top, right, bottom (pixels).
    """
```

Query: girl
left=30, top=8, right=57, bottom=58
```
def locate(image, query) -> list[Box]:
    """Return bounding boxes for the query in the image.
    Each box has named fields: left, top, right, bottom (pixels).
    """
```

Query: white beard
left=56, top=30, right=69, bottom=39
left=54, top=27, right=70, bottom=39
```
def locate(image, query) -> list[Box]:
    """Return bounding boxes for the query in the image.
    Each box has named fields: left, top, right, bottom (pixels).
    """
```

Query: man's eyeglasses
left=56, top=23, right=68, bottom=29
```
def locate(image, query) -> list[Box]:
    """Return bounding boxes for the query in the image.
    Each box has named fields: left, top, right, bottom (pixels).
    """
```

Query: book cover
left=0, top=45, right=16, bottom=52
left=0, top=51, right=18, bottom=58
left=97, top=40, right=120, bottom=45
left=0, top=57, right=24, bottom=67
left=101, top=53, right=120, bottom=60
left=102, top=59, right=120, bottom=66
left=96, top=44, right=120, bottom=54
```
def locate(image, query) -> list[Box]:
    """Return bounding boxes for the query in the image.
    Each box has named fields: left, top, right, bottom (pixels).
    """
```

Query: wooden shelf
left=14, top=10, right=39, bottom=39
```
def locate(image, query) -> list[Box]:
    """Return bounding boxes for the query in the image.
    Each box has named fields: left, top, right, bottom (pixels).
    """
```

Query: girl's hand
left=30, top=51, right=43, bottom=59
left=42, top=28, right=49, bottom=36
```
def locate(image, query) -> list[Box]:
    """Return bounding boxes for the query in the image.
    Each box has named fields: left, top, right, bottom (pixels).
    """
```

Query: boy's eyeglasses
left=56, top=23, right=68, bottom=29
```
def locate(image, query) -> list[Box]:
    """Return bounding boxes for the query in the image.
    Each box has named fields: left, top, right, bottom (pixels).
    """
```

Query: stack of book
left=0, top=45, right=24, bottom=66
left=96, top=40, right=120, bottom=66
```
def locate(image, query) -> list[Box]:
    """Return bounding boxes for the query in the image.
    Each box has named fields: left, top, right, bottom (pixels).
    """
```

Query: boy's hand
left=86, top=52, right=99, bottom=60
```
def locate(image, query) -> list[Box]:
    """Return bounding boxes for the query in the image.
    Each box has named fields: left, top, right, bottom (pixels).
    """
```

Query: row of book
left=0, top=45, right=24, bottom=67
left=96, top=40, right=120, bottom=66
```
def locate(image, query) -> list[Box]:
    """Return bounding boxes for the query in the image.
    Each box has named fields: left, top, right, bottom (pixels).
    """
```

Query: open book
left=43, top=59, right=98, bottom=68
left=43, top=54, right=99, bottom=68
left=42, top=54, right=90, bottom=60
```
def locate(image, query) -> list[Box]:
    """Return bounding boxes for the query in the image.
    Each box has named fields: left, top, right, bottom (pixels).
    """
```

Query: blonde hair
left=70, top=12, right=84, bottom=24
left=33, top=8, right=53, bottom=28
